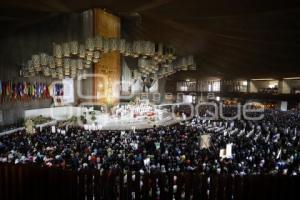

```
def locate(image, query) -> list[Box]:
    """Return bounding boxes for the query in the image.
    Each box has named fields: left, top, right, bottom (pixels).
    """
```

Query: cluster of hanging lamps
left=21, top=35, right=196, bottom=80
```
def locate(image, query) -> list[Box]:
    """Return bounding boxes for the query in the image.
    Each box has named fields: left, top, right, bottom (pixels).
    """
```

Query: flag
left=55, top=83, right=60, bottom=96
left=23, top=82, right=28, bottom=96
left=36, top=83, right=40, bottom=98
left=18, top=82, right=24, bottom=97
left=35, top=82, right=39, bottom=98
left=44, top=84, right=49, bottom=98
left=28, top=83, right=32, bottom=97
left=48, top=83, right=53, bottom=97
left=39, top=83, right=43, bottom=98
left=13, top=83, right=18, bottom=99
left=61, top=83, right=64, bottom=96
left=41, top=83, right=44, bottom=97
left=6, top=81, right=11, bottom=97
left=32, top=82, right=36, bottom=97
left=0, top=81, right=50, bottom=101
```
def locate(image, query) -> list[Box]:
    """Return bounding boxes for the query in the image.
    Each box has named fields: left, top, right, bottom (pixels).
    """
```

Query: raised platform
left=24, top=105, right=180, bottom=131
left=84, top=113, right=177, bottom=130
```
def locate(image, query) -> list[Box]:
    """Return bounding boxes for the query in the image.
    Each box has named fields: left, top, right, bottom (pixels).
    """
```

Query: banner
left=200, top=134, right=211, bottom=149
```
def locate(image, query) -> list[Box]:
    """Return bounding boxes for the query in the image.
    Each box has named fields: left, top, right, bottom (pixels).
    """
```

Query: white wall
left=25, top=106, right=84, bottom=120
left=280, top=80, right=291, bottom=94
left=250, top=80, right=278, bottom=93
left=249, top=81, right=258, bottom=93
left=286, top=80, right=300, bottom=91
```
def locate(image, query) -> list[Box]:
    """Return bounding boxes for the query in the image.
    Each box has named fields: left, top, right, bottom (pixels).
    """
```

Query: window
left=177, top=81, right=196, bottom=91
left=208, top=80, right=220, bottom=92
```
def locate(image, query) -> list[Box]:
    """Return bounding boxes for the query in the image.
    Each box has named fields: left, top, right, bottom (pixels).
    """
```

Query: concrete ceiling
left=1, top=0, right=300, bottom=78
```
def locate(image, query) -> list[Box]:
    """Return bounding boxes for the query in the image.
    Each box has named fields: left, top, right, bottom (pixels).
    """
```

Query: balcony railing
left=0, top=163, right=299, bottom=200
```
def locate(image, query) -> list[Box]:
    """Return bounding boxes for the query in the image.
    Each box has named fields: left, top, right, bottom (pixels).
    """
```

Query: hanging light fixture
left=70, top=73, right=76, bottom=78
left=71, top=61, right=77, bottom=78
left=133, top=69, right=139, bottom=79
left=86, top=54, right=93, bottom=63
left=64, top=67, right=70, bottom=76
left=58, top=74, right=64, bottom=80
left=85, top=38, right=95, bottom=52
left=145, top=41, right=152, bottom=57
left=32, top=54, right=40, bottom=69
left=48, top=56, right=55, bottom=69
left=82, top=69, right=87, bottom=79
left=132, top=41, right=138, bottom=57
left=53, top=43, right=62, bottom=58
left=21, top=66, right=29, bottom=77
left=144, top=41, right=155, bottom=57
left=77, top=59, right=83, bottom=70
left=94, top=36, right=103, bottom=50
left=40, top=53, right=48, bottom=66
left=51, top=69, right=57, bottom=79
left=22, top=36, right=197, bottom=80
left=132, top=41, right=141, bottom=57
left=79, top=44, right=86, bottom=58
left=157, top=43, right=163, bottom=57
left=55, top=58, right=63, bottom=67
left=138, top=58, right=147, bottom=69
left=85, top=60, right=92, bottom=65
left=103, top=38, right=109, bottom=53
left=64, top=58, right=70, bottom=69
left=57, top=67, right=63, bottom=76
left=187, top=55, right=193, bottom=66
left=109, top=38, right=118, bottom=51
left=71, top=69, right=77, bottom=75
left=168, top=47, right=175, bottom=60
left=162, top=67, right=168, bottom=77
left=35, top=66, right=42, bottom=73
left=43, top=67, right=50, bottom=76
left=93, top=58, right=99, bottom=63
left=151, top=42, right=156, bottom=56
left=85, top=38, right=94, bottom=58
left=29, top=71, right=36, bottom=77
left=70, top=41, right=79, bottom=55
left=119, top=39, right=126, bottom=53
left=70, top=59, right=77, bottom=71
left=63, top=42, right=70, bottom=57
left=27, top=60, right=34, bottom=73
left=94, top=51, right=100, bottom=59
left=125, top=42, right=132, bottom=56
left=76, top=70, right=82, bottom=78
left=182, top=57, right=188, bottom=71
left=167, top=65, right=174, bottom=75
left=57, top=67, right=62, bottom=76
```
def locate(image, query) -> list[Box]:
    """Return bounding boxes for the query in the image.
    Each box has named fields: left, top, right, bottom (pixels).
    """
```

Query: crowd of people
left=0, top=109, right=300, bottom=176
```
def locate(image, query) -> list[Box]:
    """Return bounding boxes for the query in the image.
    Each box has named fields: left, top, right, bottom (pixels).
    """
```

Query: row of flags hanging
left=0, top=81, right=64, bottom=103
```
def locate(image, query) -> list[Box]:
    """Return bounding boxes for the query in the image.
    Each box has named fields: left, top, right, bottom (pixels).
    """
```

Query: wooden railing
left=0, top=163, right=299, bottom=200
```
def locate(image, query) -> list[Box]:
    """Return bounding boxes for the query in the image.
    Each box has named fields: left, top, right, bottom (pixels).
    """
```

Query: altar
left=24, top=101, right=178, bottom=130
left=91, top=101, right=177, bottom=130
